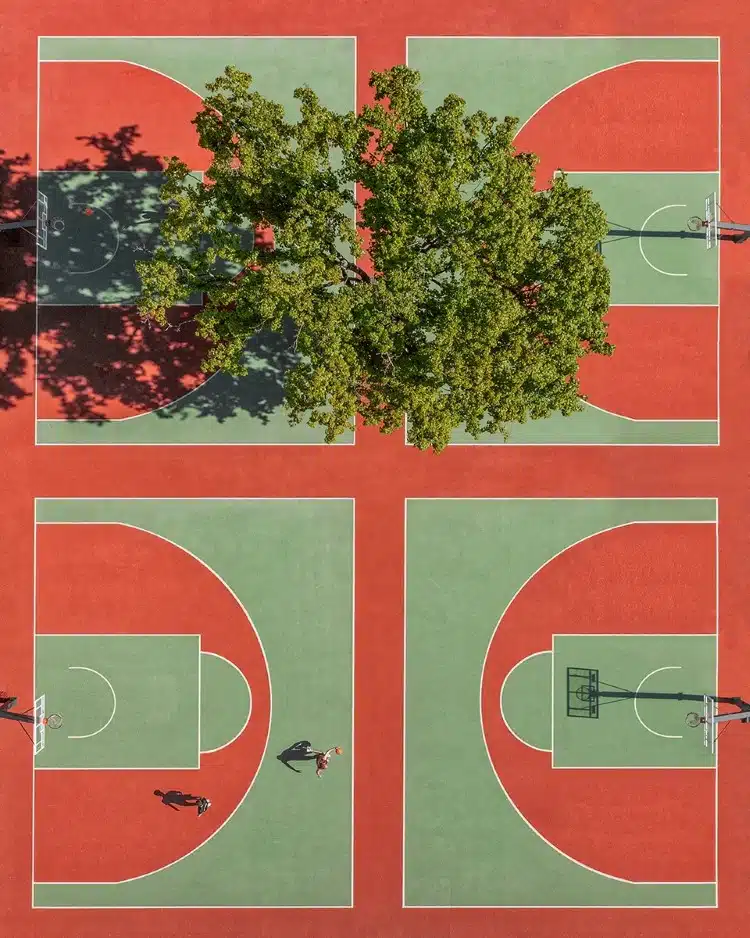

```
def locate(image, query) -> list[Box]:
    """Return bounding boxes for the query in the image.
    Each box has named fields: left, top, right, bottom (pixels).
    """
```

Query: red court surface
left=1, top=2, right=749, bottom=938
left=36, top=306, right=209, bottom=420
left=578, top=305, right=718, bottom=420
left=39, top=61, right=209, bottom=173
left=515, top=60, right=719, bottom=180
left=34, top=523, right=269, bottom=883
left=482, top=522, right=716, bottom=884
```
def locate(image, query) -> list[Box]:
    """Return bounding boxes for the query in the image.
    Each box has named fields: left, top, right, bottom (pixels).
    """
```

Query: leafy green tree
left=136, top=65, right=612, bottom=450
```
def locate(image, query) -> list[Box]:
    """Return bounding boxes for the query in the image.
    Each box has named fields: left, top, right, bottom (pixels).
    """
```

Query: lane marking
left=200, top=651, right=253, bottom=754
left=638, top=204, right=688, bottom=277
left=66, top=665, right=117, bottom=739
left=499, top=650, right=552, bottom=753
left=633, top=665, right=683, bottom=738
left=67, top=203, right=120, bottom=275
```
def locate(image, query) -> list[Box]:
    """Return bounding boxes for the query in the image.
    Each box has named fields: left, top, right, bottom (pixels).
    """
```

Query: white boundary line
left=402, top=38, right=720, bottom=449
left=34, top=36, right=40, bottom=446
left=33, top=519, right=270, bottom=886
left=405, top=496, right=718, bottom=504
left=638, top=204, right=689, bottom=278
left=35, top=632, right=207, bottom=772
left=550, top=171, right=719, bottom=174
left=38, top=34, right=358, bottom=38
left=35, top=36, right=358, bottom=449
left=403, top=499, right=719, bottom=908
left=32, top=498, right=354, bottom=908
left=401, top=499, right=407, bottom=907
left=66, top=666, right=118, bottom=740
left=349, top=497, right=356, bottom=907
left=714, top=509, right=720, bottom=895
left=499, top=650, right=552, bottom=752
left=198, top=652, right=252, bottom=755
left=580, top=401, right=714, bottom=424
left=633, top=666, right=684, bottom=738
left=196, top=634, right=201, bottom=763
left=406, top=34, right=721, bottom=39
left=611, top=302, right=716, bottom=306
left=716, top=42, right=722, bottom=447
left=40, top=632, right=202, bottom=636
left=511, top=58, right=718, bottom=138
left=31, top=500, right=37, bottom=901
left=550, top=632, right=718, bottom=768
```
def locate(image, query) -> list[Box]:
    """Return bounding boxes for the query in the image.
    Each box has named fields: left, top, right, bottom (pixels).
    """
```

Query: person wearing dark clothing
left=154, top=790, right=211, bottom=816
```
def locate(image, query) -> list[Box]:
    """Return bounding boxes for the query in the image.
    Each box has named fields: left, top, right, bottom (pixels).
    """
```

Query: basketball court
left=33, top=36, right=356, bottom=444
left=407, top=36, right=722, bottom=445
left=405, top=498, right=721, bottom=906
left=30, top=498, right=354, bottom=907
left=1, top=2, right=749, bottom=937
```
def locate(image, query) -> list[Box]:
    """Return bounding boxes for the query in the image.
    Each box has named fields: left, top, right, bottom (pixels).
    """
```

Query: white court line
left=499, top=651, right=552, bottom=752
left=716, top=45, right=722, bottom=448
left=637, top=204, right=688, bottom=277
left=66, top=666, right=117, bottom=739
left=39, top=33, right=357, bottom=38
left=66, top=203, right=120, bottom=275
left=33, top=519, right=272, bottom=887
left=402, top=500, right=407, bottom=906
left=199, top=651, right=252, bottom=755
left=585, top=401, right=714, bottom=423
left=633, top=665, right=683, bottom=738
left=196, top=634, right=201, bottom=763
left=513, top=59, right=718, bottom=137
left=33, top=499, right=356, bottom=906
left=35, top=38, right=358, bottom=449
left=551, top=635, right=715, bottom=770
left=31, top=500, right=37, bottom=899
left=714, top=504, right=720, bottom=893
left=401, top=506, right=717, bottom=906
left=478, top=518, right=717, bottom=885
left=402, top=42, right=720, bottom=450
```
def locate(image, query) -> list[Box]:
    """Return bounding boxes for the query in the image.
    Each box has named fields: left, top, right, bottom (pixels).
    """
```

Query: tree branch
left=338, top=257, right=371, bottom=284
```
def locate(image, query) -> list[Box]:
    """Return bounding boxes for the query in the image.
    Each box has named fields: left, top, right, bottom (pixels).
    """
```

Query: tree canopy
left=136, top=65, right=612, bottom=451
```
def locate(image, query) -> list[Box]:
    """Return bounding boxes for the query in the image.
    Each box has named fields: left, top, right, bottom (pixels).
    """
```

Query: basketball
left=335, top=746, right=343, bottom=755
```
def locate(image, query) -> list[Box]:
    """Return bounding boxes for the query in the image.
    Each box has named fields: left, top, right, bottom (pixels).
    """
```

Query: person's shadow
left=154, top=789, right=202, bottom=811
left=277, top=740, right=318, bottom=773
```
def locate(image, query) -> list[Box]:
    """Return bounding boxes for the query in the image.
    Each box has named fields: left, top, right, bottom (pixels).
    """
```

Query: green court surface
left=550, top=634, right=716, bottom=769
left=444, top=405, right=717, bottom=446
left=407, top=36, right=719, bottom=129
left=200, top=651, right=252, bottom=753
left=574, top=172, right=718, bottom=306
left=34, top=498, right=353, bottom=909
left=499, top=650, right=552, bottom=751
left=406, top=36, right=719, bottom=447
left=404, top=497, right=716, bottom=908
left=36, top=36, right=355, bottom=446
left=36, top=634, right=201, bottom=769
left=37, top=171, right=210, bottom=306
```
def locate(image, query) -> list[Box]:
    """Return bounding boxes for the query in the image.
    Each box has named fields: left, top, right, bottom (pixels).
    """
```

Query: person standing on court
left=154, top=789, right=212, bottom=816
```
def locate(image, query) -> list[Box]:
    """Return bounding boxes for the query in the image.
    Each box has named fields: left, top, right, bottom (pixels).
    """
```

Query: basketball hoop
left=44, top=713, right=63, bottom=730
left=687, top=216, right=706, bottom=232
left=685, top=711, right=704, bottom=728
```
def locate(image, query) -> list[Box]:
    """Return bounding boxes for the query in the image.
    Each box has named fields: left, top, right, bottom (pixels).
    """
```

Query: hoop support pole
left=0, top=709, right=36, bottom=725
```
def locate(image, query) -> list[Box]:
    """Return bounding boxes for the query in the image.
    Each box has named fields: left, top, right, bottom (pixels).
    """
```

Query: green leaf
left=136, top=65, right=612, bottom=451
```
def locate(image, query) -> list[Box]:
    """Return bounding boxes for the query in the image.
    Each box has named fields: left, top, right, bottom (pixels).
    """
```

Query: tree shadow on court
left=0, top=148, right=37, bottom=411
left=0, top=128, right=298, bottom=426
left=277, top=740, right=318, bottom=774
